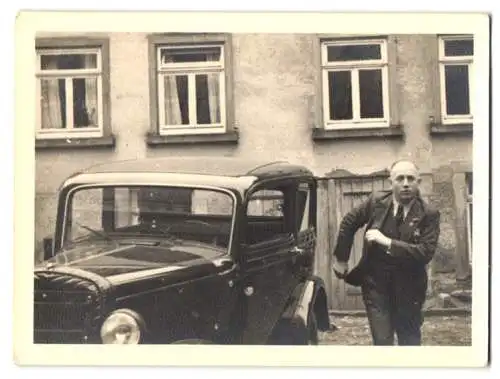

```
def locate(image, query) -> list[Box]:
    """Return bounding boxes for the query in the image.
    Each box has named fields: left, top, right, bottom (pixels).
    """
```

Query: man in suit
left=332, top=159, right=441, bottom=345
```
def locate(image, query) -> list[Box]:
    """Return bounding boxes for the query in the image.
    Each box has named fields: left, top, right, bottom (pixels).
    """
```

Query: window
left=247, top=189, right=284, bottom=217
left=68, top=187, right=104, bottom=241
left=297, top=182, right=312, bottom=232
left=36, top=45, right=105, bottom=139
left=115, top=188, right=140, bottom=229
left=137, top=187, right=193, bottom=214
left=245, top=188, right=290, bottom=246
left=157, top=45, right=225, bottom=134
left=148, top=34, right=236, bottom=144
left=439, top=35, right=474, bottom=125
left=63, top=185, right=234, bottom=253
left=320, top=39, right=390, bottom=129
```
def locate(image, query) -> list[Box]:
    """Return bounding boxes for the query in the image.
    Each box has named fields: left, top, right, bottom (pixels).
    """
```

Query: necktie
left=395, top=204, right=404, bottom=226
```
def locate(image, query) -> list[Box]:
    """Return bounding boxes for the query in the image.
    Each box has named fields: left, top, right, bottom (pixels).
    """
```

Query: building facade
left=34, top=32, right=474, bottom=284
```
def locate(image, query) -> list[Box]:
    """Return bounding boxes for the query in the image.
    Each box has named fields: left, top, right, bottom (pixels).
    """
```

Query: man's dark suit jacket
left=333, top=191, right=441, bottom=287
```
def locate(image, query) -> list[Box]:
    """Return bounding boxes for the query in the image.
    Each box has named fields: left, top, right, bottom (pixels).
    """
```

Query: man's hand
left=332, top=256, right=349, bottom=279
left=365, top=229, right=392, bottom=248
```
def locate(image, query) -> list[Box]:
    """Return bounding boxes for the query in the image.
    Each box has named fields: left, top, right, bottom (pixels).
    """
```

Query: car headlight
left=100, top=309, right=142, bottom=344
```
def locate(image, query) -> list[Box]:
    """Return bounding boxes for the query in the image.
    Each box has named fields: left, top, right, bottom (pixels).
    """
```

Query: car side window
left=247, top=189, right=284, bottom=217
left=297, top=182, right=314, bottom=233
left=244, top=186, right=294, bottom=246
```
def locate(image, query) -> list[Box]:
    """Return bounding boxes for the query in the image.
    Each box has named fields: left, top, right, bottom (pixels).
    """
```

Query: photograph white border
left=13, top=10, right=491, bottom=368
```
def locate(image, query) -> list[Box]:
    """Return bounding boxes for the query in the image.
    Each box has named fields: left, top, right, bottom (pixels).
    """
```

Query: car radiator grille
left=34, top=271, right=104, bottom=344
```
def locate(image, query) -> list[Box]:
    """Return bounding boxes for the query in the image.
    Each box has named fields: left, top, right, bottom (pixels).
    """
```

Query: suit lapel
left=399, top=198, right=425, bottom=241
left=369, top=193, right=392, bottom=230
left=368, top=193, right=426, bottom=241
left=350, top=192, right=392, bottom=283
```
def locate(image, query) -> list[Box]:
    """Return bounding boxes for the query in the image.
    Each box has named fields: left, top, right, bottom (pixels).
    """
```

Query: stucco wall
left=146, top=34, right=456, bottom=174
left=35, top=33, right=151, bottom=254
left=34, top=33, right=472, bottom=265
left=432, top=136, right=473, bottom=169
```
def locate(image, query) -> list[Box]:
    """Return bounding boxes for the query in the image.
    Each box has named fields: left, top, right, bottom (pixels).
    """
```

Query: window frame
left=35, top=37, right=113, bottom=149
left=147, top=33, right=237, bottom=145
left=438, top=34, right=474, bottom=125
left=242, top=181, right=296, bottom=249
left=297, top=181, right=316, bottom=233
left=36, top=47, right=104, bottom=139
left=60, top=183, right=237, bottom=253
left=247, top=189, right=284, bottom=218
left=320, top=38, right=391, bottom=130
left=156, top=43, right=226, bottom=134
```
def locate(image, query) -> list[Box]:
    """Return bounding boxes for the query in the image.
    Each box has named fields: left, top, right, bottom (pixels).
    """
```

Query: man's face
left=389, top=161, right=421, bottom=204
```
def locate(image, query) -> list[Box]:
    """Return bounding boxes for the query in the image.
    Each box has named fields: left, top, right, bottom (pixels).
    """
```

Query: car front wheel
left=307, top=311, right=319, bottom=345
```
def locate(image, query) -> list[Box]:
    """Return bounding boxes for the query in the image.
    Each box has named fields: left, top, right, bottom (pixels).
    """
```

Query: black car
left=34, top=157, right=331, bottom=345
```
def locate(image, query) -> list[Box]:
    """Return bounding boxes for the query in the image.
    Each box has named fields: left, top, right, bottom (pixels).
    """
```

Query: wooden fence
left=313, top=169, right=392, bottom=311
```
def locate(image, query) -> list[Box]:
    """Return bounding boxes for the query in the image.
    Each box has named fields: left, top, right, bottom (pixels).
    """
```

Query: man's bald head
left=389, top=159, right=421, bottom=204
left=390, top=159, right=420, bottom=179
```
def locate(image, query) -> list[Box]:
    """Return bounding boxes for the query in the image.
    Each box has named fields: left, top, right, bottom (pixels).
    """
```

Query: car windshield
left=62, top=185, right=235, bottom=252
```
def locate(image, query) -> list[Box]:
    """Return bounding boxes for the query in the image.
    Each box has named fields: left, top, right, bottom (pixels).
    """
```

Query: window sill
left=146, top=130, right=239, bottom=146
left=35, top=135, right=116, bottom=150
left=312, top=125, right=404, bottom=141
left=429, top=123, right=473, bottom=136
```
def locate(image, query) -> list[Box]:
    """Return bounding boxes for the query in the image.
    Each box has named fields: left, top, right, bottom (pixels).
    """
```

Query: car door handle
left=213, top=258, right=238, bottom=276
left=289, top=246, right=304, bottom=254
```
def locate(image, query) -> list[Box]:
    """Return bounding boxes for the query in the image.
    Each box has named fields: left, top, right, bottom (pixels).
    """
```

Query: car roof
left=80, top=157, right=313, bottom=178
left=61, top=157, right=314, bottom=193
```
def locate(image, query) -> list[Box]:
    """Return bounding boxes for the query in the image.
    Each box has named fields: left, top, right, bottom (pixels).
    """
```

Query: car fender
left=292, top=275, right=330, bottom=331
left=274, top=276, right=331, bottom=341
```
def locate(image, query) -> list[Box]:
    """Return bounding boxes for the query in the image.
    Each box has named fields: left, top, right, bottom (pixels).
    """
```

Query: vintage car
left=34, top=157, right=332, bottom=345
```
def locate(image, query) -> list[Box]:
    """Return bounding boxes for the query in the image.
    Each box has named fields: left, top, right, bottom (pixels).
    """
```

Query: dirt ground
left=319, top=313, right=472, bottom=346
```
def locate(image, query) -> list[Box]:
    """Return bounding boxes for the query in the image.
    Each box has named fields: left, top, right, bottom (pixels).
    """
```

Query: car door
left=294, top=179, right=318, bottom=276
left=238, top=179, right=303, bottom=344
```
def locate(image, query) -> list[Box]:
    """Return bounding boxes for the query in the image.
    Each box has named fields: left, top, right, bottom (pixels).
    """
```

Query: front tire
left=267, top=313, right=319, bottom=345
left=307, top=311, right=319, bottom=345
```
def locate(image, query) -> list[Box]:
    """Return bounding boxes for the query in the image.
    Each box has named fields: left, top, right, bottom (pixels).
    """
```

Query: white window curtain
left=39, top=53, right=99, bottom=130
left=163, top=50, right=220, bottom=126
left=163, top=55, right=182, bottom=125
left=40, top=59, right=63, bottom=129
left=84, top=55, right=98, bottom=126
left=206, top=52, right=220, bottom=124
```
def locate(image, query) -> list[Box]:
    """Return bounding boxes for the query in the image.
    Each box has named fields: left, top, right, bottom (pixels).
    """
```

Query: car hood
left=36, top=240, right=230, bottom=285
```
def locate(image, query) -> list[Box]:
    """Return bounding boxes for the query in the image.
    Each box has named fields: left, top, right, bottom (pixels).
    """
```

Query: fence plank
left=341, top=179, right=354, bottom=309
left=331, top=179, right=346, bottom=309
left=326, top=178, right=338, bottom=309
left=314, top=180, right=334, bottom=307
left=317, top=173, right=394, bottom=311
left=452, top=173, right=472, bottom=282
left=353, top=194, right=366, bottom=308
